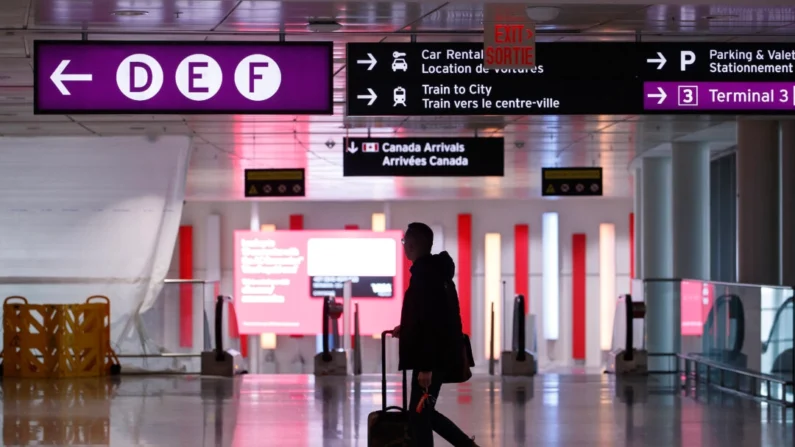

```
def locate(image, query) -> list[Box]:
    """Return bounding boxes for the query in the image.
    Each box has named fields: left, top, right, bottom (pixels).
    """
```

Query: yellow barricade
left=1, top=296, right=121, bottom=378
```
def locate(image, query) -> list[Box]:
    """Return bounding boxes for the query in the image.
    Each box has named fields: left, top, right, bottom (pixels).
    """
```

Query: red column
left=289, top=214, right=304, bottom=339
left=514, top=224, right=529, bottom=312
left=457, top=214, right=472, bottom=335
left=572, top=233, right=587, bottom=360
left=629, top=213, right=635, bottom=279
left=178, top=226, right=193, bottom=348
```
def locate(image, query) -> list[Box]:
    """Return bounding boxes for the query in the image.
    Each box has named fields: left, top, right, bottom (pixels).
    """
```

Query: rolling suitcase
left=367, top=330, right=410, bottom=446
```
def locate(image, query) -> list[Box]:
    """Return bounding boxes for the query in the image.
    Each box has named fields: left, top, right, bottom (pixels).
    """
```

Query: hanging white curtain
left=0, top=135, right=191, bottom=352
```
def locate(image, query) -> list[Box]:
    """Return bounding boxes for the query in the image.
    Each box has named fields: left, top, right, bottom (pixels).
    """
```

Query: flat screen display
left=680, top=279, right=714, bottom=336
left=233, top=230, right=404, bottom=335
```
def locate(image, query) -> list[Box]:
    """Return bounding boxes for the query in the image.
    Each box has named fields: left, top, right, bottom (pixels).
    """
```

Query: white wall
left=0, top=136, right=190, bottom=353
left=173, top=198, right=633, bottom=371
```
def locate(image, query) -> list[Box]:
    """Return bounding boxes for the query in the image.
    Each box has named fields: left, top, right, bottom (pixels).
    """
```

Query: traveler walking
left=392, top=222, right=478, bottom=447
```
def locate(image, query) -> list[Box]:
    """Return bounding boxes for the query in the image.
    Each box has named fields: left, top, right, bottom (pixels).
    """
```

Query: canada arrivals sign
left=342, top=137, right=504, bottom=177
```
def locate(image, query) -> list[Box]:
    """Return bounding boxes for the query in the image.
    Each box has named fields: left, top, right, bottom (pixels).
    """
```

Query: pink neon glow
left=233, top=230, right=404, bottom=335
left=680, top=280, right=714, bottom=336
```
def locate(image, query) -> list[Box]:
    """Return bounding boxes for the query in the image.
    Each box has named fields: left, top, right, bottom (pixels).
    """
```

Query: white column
left=780, top=121, right=795, bottom=286
left=206, top=215, right=222, bottom=351
left=248, top=202, right=261, bottom=373
left=672, top=142, right=710, bottom=280
left=641, top=157, right=674, bottom=371
left=633, top=168, right=643, bottom=283
left=641, top=157, right=673, bottom=279
left=737, top=119, right=779, bottom=285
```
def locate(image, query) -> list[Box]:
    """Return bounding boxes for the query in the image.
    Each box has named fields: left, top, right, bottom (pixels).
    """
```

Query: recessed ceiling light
left=525, top=6, right=561, bottom=22
left=307, top=19, right=342, bottom=32
left=703, top=14, right=739, bottom=20
left=113, top=10, right=149, bottom=17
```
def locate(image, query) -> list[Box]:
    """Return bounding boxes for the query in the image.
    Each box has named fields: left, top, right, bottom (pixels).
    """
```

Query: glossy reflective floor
left=0, top=374, right=792, bottom=446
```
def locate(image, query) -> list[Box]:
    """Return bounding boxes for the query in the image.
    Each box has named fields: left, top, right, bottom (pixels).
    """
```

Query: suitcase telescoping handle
left=381, top=330, right=408, bottom=411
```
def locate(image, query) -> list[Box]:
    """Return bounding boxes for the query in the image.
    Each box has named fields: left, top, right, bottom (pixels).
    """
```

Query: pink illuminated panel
left=680, top=280, right=715, bottom=336
left=234, top=230, right=404, bottom=335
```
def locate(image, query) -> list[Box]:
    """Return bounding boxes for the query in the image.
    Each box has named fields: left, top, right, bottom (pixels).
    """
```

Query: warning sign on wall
left=541, top=167, right=603, bottom=197
left=244, top=168, right=306, bottom=198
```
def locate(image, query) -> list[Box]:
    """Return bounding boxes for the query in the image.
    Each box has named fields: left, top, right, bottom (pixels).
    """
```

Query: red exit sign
left=483, top=7, right=536, bottom=69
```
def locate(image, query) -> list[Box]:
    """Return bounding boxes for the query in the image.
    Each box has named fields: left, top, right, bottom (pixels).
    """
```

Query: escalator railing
left=762, top=297, right=794, bottom=375
left=699, top=294, right=746, bottom=368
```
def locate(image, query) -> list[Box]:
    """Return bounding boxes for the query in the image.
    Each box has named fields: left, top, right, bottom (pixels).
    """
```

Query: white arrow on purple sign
left=50, top=60, right=92, bottom=95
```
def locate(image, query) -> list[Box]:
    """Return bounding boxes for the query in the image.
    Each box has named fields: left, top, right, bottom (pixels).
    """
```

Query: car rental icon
left=392, top=51, right=408, bottom=72
left=392, top=58, right=408, bottom=71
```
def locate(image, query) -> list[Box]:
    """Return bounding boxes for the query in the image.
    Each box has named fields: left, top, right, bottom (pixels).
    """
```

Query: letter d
left=130, top=61, right=153, bottom=92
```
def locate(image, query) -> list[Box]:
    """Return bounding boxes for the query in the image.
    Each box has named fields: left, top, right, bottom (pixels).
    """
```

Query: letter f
left=249, top=62, right=269, bottom=93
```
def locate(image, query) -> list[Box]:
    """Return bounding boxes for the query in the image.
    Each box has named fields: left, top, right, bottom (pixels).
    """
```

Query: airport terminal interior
left=1, top=0, right=795, bottom=446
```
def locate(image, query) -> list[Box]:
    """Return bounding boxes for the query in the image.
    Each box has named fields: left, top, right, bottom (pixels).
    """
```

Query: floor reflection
left=0, top=373, right=791, bottom=446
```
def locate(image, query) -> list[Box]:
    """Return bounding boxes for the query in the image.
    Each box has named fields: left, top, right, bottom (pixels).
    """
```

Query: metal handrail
left=677, top=353, right=793, bottom=407
left=641, top=277, right=792, bottom=290
left=163, top=279, right=219, bottom=284
left=643, top=352, right=792, bottom=406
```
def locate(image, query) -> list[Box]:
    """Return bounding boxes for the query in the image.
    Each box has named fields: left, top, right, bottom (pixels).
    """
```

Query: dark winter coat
left=398, top=251, right=464, bottom=372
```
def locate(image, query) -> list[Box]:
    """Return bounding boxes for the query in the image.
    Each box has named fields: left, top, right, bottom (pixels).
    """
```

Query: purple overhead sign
left=644, top=81, right=795, bottom=111
left=34, top=41, right=333, bottom=114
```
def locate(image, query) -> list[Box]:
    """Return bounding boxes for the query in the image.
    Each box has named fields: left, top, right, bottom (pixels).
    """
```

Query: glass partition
left=120, top=279, right=223, bottom=374
left=635, top=277, right=794, bottom=382
left=679, top=280, right=793, bottom=379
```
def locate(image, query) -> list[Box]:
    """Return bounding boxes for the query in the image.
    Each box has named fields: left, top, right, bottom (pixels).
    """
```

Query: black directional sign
left=342, top=137, right=504, bottom=177
left=346, top=42, right=795, bottom=115
left=639, top=43, right=795, bottom=113
left=346, top=42, right=638, bottom=116
left=244, top=169, right=305, bottom=197
left=541, top=167, right=603, bottom=197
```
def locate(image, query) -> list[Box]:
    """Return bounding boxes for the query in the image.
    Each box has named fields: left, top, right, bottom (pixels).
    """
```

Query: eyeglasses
left=401, top=238, right=405, bottom=245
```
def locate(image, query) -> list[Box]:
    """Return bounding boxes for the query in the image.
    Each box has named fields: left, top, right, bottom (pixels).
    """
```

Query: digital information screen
left=234, top=230, right=404, bottom=335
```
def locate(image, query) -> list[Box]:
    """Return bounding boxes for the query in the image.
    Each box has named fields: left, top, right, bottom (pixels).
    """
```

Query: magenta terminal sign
left=644, top=82, right=795, bottom=111
left=34, top=41, right=333, bottom=114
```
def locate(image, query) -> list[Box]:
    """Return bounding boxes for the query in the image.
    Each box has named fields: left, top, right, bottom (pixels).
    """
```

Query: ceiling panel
left=0, top=1, right=775, bottom=201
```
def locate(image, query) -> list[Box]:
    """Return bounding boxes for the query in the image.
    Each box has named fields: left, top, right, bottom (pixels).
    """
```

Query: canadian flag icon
left=362, top=142, right=379, bottom=153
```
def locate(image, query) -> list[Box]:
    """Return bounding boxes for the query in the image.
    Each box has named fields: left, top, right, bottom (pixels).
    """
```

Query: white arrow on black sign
left=646, top=52, right=667, bottom=70
left=51, top=60, right=92, bottom=95
left=647, top=86, right=667, bottom=104
left=356, top=88, right=377, bottom=106
left=347, top=142, right=358, bottom=153
left=356, top=53, right=377, bottom=71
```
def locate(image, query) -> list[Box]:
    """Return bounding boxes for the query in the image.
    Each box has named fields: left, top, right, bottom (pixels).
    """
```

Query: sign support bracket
left=279, top=32, right=286, bottom=42
left=634, top=30, right=641, bottom=43
left=411, top=34, right=417, bottom=43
